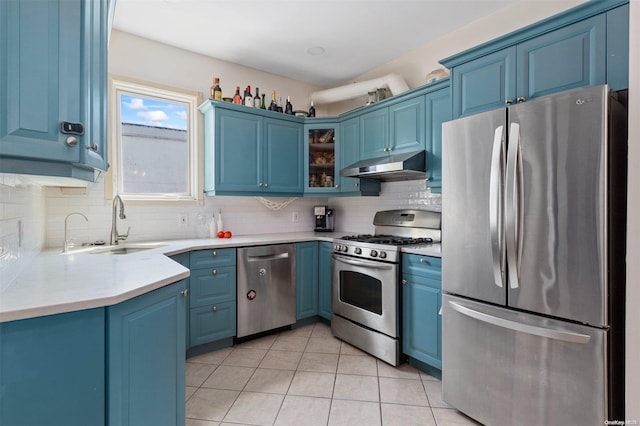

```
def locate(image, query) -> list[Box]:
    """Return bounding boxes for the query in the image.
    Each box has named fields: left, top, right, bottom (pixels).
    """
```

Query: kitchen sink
left=62, top=242, right=167, bottom=255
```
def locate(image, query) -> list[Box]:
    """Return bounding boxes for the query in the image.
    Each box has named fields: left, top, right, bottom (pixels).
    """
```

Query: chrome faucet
left=110, top=195, right=130, bottom=245
left=63, top=212, right=88, bottom=253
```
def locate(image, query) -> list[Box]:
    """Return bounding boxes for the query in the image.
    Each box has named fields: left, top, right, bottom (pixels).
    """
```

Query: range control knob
left=379, top=251, right=387, bottom=259
left=354, top=247, right=362, bottom=255
left=370, top=250, right=378, bottom=257
left=342, top=245, right=348, bottom=253
left=333, top=244, right=339, bottom=251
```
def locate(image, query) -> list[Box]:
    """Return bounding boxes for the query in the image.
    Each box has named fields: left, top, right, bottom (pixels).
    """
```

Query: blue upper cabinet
left=451, top=47, right=516, bottom=118
left=425, top=86, right=451, bottom=192
left=0, top=0, right=110, bottom=181
left=264, top=118, right=304, bottom=193
left=200, top=102, right=304, bottom=197
left=442, top=0, right=628, bottom=119
left=359, top=107, right=389, bottom=160
left=304, top=121, right=340, bottom=194
left=516, top=14, right=605, bottom=101
left=339, top=117, right=361, bottom=193
left=606, top=4, right=629, bottom=91
left=389, top=96, right=426, bottom=154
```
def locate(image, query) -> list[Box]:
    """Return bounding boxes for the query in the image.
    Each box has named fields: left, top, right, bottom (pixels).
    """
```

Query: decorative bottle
left=244, top=85, right=253, bottom=107
left=233, top=86, right=242, bottom=104
left=308, top=100, right=316, bottom=117
left=260, top=93, right=266, bottom=109
left=254, top=87, right=261, bottom=108
left=277, top=96, right=283, bottom=113
left=210, top=77, right=222, bottom=100
left=268, top=90, right=278, bottom=111
left=284, top=96, right=294, bottom=115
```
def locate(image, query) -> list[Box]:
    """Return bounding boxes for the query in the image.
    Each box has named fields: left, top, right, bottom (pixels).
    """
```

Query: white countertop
left=0, top=232, right=440, bottom=323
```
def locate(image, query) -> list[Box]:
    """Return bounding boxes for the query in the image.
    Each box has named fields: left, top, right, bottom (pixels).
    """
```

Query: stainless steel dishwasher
left=237, top=244, right=296, bottom=338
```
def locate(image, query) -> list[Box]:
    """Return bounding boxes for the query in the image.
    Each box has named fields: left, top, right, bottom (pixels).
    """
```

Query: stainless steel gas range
left=331, top=209, right=441, bottom=366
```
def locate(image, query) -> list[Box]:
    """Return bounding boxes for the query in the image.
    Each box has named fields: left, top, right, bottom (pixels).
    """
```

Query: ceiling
left=112, top=0, right=522, bottom=88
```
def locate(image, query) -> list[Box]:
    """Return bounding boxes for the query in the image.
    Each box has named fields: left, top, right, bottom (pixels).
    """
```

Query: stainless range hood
left=340, top=150, right=426, bottom=181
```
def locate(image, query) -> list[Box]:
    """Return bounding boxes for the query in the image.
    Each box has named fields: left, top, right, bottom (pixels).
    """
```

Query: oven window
left=339, top=271, right=382, bottom=315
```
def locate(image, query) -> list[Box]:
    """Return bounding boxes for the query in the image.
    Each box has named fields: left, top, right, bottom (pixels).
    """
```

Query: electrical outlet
left=178, top=213, right=188, bottom=226
left=292, top=211, right=299, bottom=222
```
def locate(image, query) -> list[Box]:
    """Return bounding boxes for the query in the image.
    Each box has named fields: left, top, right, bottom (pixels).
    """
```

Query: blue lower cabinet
left=296, top=242, right=319, bottom=320
left=170, top=253, right=191, bottom=350
left=108, top=281, right=187, bottom=426
left=190, top=301, right=236, bottom=346
left=190, top=266, right=236, bottom=308
left=318, top=241, right=333, bottom=320
left=0, top=308, right=105, bottom=426
left=402, top=254, right=442, bottom=371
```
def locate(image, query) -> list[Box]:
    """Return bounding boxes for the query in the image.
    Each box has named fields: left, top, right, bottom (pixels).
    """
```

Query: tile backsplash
left=0, top=174, right=46, bottom=292
left=331, top=180, right=441, bottom=234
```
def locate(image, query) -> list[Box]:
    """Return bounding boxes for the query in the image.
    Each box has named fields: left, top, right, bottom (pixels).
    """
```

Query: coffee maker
left=314, top=205, right=334, bottom=232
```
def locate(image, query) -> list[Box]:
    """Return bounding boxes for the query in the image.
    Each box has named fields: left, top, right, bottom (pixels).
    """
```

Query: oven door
left=332, top=253, right=399, bottom=338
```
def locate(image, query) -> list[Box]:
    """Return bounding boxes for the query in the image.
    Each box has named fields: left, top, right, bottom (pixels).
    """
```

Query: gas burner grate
left=339, top=234, right=433, bottom=246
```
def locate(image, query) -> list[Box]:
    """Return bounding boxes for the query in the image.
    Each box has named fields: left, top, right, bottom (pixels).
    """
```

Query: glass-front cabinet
left=304, top=121, right=340, bottom=194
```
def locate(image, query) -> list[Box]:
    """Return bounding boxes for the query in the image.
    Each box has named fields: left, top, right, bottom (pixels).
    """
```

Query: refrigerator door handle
left=448, top=301, right=591, bottom=344
left=489, top=126, right=505, bottom=288
left=505, top=122, right=522, bottom=289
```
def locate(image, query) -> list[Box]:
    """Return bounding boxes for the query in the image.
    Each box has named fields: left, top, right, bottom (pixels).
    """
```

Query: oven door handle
left=332, top=254, right=394, bottom=270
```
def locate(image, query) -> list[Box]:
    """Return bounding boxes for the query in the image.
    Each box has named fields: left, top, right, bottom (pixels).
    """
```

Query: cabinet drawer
left=190, top=248, right=236, bottom=269
left=402, top=254, right=442, bottom=280
left=190, top=266, right=236, bottom=308
left=190, top=301, right=236, bottom=346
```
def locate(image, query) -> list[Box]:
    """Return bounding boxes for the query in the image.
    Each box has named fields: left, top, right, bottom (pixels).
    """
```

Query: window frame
left=108, top=76, right=203, bottom=204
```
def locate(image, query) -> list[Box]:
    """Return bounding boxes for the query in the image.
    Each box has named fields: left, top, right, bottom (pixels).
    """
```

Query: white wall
left=626, top=0, right=639, bottom=420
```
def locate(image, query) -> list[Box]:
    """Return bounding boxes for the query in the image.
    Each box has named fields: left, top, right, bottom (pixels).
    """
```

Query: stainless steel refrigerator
left=441, top=85, right=626, bottom=426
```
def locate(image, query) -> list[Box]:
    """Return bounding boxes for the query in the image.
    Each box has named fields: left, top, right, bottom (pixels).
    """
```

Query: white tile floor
left=185, top=322, right=480, bottom=426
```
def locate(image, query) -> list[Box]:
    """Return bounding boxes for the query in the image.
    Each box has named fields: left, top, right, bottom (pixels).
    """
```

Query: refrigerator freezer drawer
left=442, top=294, right=608, bottom=426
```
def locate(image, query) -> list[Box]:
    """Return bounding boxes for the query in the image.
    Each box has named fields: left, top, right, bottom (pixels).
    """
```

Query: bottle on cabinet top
left=260, top=93, right=266, bottom=109
left=253, top=87, right=261, bottom=108
left=308, top=100, right=316, bottom=117
left=210, top=77, right=222, bottom=101
left=284, top=96, right=294, bottom=115
left=244, top=85, right=253, bottom=107
left=277, top=96, right=283, bottom=113
left=233, top=86, right=242, bottom=104
left=268, top=90, right=278, bottom=111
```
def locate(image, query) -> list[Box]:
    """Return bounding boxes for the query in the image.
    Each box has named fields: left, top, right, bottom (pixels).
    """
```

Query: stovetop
left=339, top=234, right=434, bottom=246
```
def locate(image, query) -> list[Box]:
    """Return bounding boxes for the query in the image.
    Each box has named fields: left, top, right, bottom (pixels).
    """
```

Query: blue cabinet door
left=425, top=87, right=451, bottom=192
left=0, top=0, right=108, bottom=179
left=451, top=46, right=517, bottom=118
left=214, top=109, right=262, bottom=193
left=296, top=241, right=319, bottom=320
left=402, top=275, right=441, bottom=369
left=108, top=281, right=187, bottom=426
left=516, top=14, right=606, bottom=101
left=359, top=107, right=389, bottom=160
left=0, top=308, right=105, bottom=426
left=402, top=254, right=442, bottom=370
left=606, top=4, right=629, bottom=91
left=264, top=118, right=304, bottom=194
left=190, top=300, right=236, bottom=346
left=339, top=116, right=361, bottom=193
left=170, top=253, right=191, bottom=350
left=189, top=266, right=236, bottom=308
left=318, top=241, right=333, bottom=320
left=389, top=96, right=425, bottom=154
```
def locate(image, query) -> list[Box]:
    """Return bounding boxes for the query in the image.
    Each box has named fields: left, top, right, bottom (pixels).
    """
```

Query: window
left=109, top=77, right=201, bottom=202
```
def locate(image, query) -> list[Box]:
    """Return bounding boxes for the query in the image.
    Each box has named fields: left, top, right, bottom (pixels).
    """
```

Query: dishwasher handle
left=247, top=252, right=290, bottom=262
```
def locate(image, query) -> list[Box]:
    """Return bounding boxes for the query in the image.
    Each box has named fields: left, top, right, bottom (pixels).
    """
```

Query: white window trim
left=107, top=75, right=203, bottom=205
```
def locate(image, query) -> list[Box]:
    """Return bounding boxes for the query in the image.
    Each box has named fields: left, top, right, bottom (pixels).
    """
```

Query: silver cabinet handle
left=401, top=279, right=407, bottom=285
left=448, top=301, right=591, bottom=344
left=334, top=184, right=339, bottom=188
left=258, top=182, right=263, bottom=187
left=212, top=250, right=217, bottom=257
left=66, top=136, right=78, bottom=147
left=516, top=96, right=526, bottom=103
left=264, top=183, right=268, bottom=188
left=212, top=306, right=218, bottom=312
left=355, top=182, right=359, bottom=187
left=489, top=125, right=505, bottom=289
left=212, top=269, right=217, bottom=275
left=505, top=99, right=514, bottom=105
left=419, top=258, right=427, bottom=264
left=86, top=144, right=98, bottom=152
left=180, top=289, right=189, bottom=297
left=388, top=146, right=393, bottom=151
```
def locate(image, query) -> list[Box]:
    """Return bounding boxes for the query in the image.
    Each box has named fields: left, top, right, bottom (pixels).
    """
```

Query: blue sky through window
left=120, top=94, right=187, bottom=130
